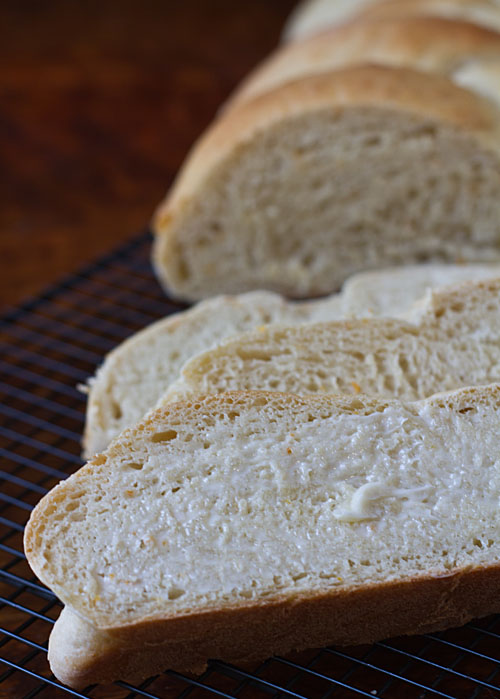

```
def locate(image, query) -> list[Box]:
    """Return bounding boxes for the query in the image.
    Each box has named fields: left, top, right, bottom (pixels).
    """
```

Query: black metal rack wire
left=2, top=231, right=500, bottom=698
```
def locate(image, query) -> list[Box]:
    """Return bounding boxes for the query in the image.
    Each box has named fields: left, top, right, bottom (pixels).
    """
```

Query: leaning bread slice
left=162, top=278, right=500, bottom=403
left=83, top=264, right=500, bottom=457
left=230, top=16, right=500, bottom=110
left=153, top=65, right=500, bottom=301
left=25, top=387, right=500, bottom=687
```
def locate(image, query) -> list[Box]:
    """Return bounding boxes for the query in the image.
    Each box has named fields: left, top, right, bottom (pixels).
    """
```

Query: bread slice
left=25, top=386, right=500, bottom=687
left=283, top=0, right=500, bottom=43
left=162, top=278, right=500, bottom=403
left=83, top=264, right=500, bottom=457
left=230, top=16, right=500, bottom=110
left=152, top=65, right=500, bottom=301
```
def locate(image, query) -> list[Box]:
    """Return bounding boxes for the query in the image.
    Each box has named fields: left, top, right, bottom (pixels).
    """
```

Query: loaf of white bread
left=25, top=386, right=500, bottom=687
left=26, top=2, right=500, bottom=689
left=282, top=0, right=500, bottom=42
left=153, top=61, right=500, bottom=301
left=83, top=264, right=500, bottom=457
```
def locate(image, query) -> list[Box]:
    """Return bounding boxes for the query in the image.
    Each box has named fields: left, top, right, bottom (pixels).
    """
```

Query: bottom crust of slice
left=49, top=562, right=500, bottom=688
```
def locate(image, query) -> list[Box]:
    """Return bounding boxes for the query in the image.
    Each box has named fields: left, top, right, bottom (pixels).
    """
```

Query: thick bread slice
left=162, top=278, right=500, bottom=403
left=25, top=387, right=500, bottom=687
left=152, top=65, right=500, bottom=301
left=83, top=264, right=500, bottom=457
left=283, top=0, right=500, bottom=42
left=231, top=16, right=500, bottom=110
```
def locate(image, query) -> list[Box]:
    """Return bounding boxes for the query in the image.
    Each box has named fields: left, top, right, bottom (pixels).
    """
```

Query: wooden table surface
left=0, top=0, right=296, bottom=312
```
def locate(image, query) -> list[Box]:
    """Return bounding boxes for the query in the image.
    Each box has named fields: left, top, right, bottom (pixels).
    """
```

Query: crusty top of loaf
left=153, top=64, right=499, bottom=235
left=283, top=0, right=500, bottom=43
left=230, top=16, right=500, bottom=108
left=357, top=0, right=500, bottom=30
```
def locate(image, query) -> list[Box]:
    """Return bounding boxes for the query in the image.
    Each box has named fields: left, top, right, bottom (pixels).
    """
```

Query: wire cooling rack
left=2, top=231, right=500, bottom=699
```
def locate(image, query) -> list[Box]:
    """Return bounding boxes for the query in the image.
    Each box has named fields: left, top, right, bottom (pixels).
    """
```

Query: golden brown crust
left=358, top=0, right=500, bottom=25
left=49, top=563, right=500, bottom=688
left=229, top=16, right=500, bottom=108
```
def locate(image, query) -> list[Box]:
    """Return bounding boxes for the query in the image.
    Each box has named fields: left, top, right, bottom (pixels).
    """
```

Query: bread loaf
left=83, top=264, right=500, bottom=456
left=152, top=65, right=500, bottom=301
left=25, top=386, right=500, bottom=687
left=230, top=16, right=500, bottom=109
left=283, top=0, right=500, bottom=43
left=162, top=278, right=500, bottom=403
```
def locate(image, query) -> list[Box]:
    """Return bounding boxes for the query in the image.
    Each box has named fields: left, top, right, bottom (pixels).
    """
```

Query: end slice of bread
left=25, top=386, right=500, bottom=686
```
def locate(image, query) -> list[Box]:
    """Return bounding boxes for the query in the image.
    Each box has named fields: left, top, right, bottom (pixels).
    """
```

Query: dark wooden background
left=0, top=0, right=296, bottom=311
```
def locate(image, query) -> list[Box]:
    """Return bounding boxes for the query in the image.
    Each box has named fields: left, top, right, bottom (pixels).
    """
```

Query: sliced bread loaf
left=83, top=264, right=500, bottom=456
left=230, top=16, right=500, bottom=109
left=161, top=278, right=500, bottom=403
left=25, top=386, right=500, bottom=687
left=152, top=65, right=500, bottom=301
